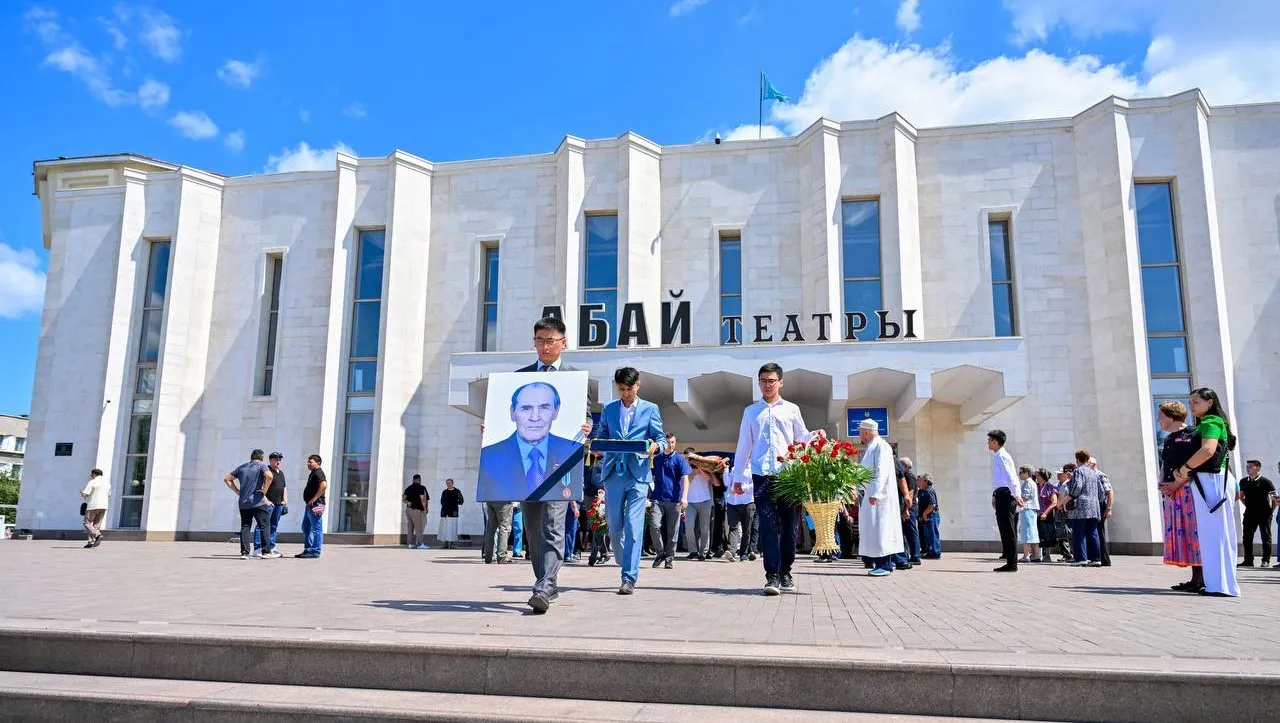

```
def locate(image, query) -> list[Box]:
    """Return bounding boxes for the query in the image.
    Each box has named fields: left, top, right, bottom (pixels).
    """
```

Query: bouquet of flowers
left=771, top=436, right=873, bottom=555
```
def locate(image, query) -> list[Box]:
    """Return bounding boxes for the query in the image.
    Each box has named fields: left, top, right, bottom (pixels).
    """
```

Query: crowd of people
left=70, top=316, right=1266, bottom=609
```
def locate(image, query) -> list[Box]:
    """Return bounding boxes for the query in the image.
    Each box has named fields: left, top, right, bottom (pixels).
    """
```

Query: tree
left=0, top=470, right=19, bottom=530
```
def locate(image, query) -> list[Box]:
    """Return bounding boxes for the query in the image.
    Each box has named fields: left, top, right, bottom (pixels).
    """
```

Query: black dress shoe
left=664, top=558, right=673, bottom=570
left=685, top=553, right=699, bottom=560
left=527, top=595, right=550, bottom=614
left=618, top=580, right=635, bottom=595
left=652, top=556, right=664, bottom=568
left=994, top=564, right=1018, bottom=572
left=1199, top=590, right=1232, bottom=597
left=895, top=562, right=913, bottom=571
left=547, top=590, right=560, bottom=603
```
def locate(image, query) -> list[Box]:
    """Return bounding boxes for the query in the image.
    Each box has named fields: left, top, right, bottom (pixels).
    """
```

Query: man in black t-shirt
left=403, top=474, right=430, bottom=549
left=1238, top=460, right=1275, bottom=567
left=298, top=454, right=327, bottom=559
left=255, top=452, right=288, bottom=555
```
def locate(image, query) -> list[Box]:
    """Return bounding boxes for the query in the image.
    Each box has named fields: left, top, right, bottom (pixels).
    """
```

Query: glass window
left=14, top=439, right=25, bottom=453
left=135, top=368, right=156, bottom=397
left=259, top=256, right=284, bottom=396
left=144, top=241, right=172, bottom=308
left=118, top=498, right=143, bottom=529
left=993, top=285, right=1015, bottom=338
left=583, top=289, right=618, bottom=347
left=719, top=237, right=742, bottom=295
left=342, top=457, right=372, bottom=498
left=1148, top=336, right=1190, bottom=375
left=344, top=413, right=374, bottom=455
left=584, top=215, right=619, bottom=290
left=127, top=415, right=151, bottom=455
left=843, top=279, right=882, bottom=329
left=1139, top=266, right=1185, bottom=332
left=124, top=455, right=148, bottom=495
left=840, top=200, right=881, bottom=279
left=137, top=310, right=163, bottom=362
left=841, top=201, right=882, bottom=338
left=339, top=498, right=369, bottom=534
left=346, top=396, right=375, bottom=412
left=355, top=230, right=386, bottom=300
left=1135, top=184, right=1178, bottom=265
left=481, top=247, right=499, bottom=351
left=350, top=301, right=382, bottom=357
left=1150, top=378, right=1191, bottom=397
left=349, top=361, right=378, bottom=394
left=989, top=221, right=1011, bottom=282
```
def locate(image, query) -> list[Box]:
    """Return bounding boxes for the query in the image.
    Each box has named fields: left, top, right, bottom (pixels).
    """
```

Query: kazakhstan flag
left=763, top=74, right=790, bottom=103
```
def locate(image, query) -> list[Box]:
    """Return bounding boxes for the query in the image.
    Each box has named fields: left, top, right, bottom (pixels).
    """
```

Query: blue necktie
left=526, top=448, right=544, bottom=496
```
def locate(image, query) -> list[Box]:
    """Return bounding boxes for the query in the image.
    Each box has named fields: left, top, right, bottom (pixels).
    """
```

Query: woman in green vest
left=1173, top=387, right=1240, bottom=597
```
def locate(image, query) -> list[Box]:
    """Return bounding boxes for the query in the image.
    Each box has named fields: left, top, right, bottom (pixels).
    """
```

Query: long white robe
left=857, top=435, right=904, bottom=559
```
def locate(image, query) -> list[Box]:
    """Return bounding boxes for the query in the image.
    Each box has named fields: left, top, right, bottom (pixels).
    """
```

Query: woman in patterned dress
left=1034, top=469, right=1059, bottom=562
left=1157, top=400, right=1202, bottom=592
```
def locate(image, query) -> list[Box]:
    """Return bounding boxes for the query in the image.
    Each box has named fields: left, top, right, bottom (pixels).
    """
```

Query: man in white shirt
left=733, top=362, right=824, bottom=596
left=988, top=429, right=1022, bottom=572
left=858, top=419, right=904, bottom=576
left=80, top=468, right=110, bottom=548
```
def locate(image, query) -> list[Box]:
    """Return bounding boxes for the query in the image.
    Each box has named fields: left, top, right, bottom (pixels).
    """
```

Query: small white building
left=0, top=414, right=29, bottom=480
left=16, top=89, right=1280, bottom=549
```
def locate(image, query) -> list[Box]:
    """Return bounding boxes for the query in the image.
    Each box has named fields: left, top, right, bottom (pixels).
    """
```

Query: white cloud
left=264, top=142, right=355, bottom=173
left=217, top=58, right=261, bottom=88
left=669, top=0, right=710, bottom=18
left=169, top=111, right=219, bottom=140
left=136, top=78, right=170, bottom=109
left=139, top=9, right=181, bottom=62
left=224, top=130, right=246, bottom=152
left=896, top=0, right=921, bottom=33
left=101, top=20, right=128, bottom=51
left=26, top=8, right=131, bottom=106
left=299, top=107, right=310, bottom=123
left=342, top=102, right=367, bottom=119
left=0, top=243, right=47, bottom=319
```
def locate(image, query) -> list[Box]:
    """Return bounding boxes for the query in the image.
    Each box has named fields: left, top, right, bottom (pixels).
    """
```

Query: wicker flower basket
left=804, top=500, right=844, bottom=555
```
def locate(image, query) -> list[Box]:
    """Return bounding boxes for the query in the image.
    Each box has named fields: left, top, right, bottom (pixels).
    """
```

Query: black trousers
left=993, top=488, right=1017, bottom=568
left=836, top=512, right=856, bottom=559
left=239, top=506, right=272, bottom=556
left=710, top=498, right=728, bottom=554
left=1244, top=510, right=1275, bottom=564
left=1098, top=504, right=1112, bottom=565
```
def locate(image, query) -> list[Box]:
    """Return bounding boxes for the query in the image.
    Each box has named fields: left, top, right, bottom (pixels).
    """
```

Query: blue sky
left=1, top=0, right=1277, bottom=415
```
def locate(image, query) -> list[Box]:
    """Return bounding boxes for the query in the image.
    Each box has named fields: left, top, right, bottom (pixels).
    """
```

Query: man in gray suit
left=512, top=316, right=592, bottom=614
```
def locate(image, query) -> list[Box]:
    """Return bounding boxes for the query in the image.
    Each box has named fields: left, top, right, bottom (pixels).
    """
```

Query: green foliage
left=0, top=472, right=19, bottom=508
left=771, top=437, right=873, bottom=506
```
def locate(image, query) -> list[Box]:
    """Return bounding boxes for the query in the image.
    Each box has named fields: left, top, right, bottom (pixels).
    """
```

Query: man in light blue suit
left=595, top=367, right=664, bottom=595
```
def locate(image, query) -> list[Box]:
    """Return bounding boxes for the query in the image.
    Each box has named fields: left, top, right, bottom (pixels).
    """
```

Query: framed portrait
left=476, top=371, right=589, bottom=502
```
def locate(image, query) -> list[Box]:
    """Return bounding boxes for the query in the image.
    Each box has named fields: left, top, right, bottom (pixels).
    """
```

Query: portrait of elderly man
left=478, top=381, right=583, bottom=502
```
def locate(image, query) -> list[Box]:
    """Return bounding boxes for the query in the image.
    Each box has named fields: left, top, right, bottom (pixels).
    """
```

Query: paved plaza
left=4, top=540, right=1278, bottom=668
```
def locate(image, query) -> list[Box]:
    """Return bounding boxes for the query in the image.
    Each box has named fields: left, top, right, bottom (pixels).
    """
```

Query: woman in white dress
left=1174, top=388, right=1240, bottom=597
left=1016, top=466, right=1040, bottom=562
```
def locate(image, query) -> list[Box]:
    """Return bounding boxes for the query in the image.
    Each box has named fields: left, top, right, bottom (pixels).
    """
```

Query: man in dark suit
left=478, top=382, right=582, bottom=502
left=510, top=316, right=592, bottom=614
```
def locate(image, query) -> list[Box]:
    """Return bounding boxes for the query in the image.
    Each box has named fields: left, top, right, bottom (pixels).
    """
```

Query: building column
left=797, top=120, right=842, bottom=335
left=1072, top=102, right=1161, bottom=545
left=553, top=136, right=586, bottom=349
left=878, top=115, right=924, bottom=336
left=144, top=169, right=225, bottom=537
left=368, top=153, right=434, bottom=542
left=617, top=133, right=663, bottom=348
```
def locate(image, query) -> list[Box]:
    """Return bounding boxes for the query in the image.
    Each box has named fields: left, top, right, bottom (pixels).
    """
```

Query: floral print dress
left=1161, top=426, right=1201, bottom=567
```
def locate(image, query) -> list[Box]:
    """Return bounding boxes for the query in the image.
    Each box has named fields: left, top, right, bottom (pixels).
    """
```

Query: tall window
left=1135, top=182, right=1192, bottom=450
left=120, top=240, right=171, bottom=528
left=988, top=219, right=1017, bottom=336
left=341, top=229, right=385, bottom=533
left=14, top=437, right=25, bottom=453
left=719, top=232, right=742, bottom=344
left=480, top=246, right=499, bottom=351
left=583, top=214, right=618, bottom=348
left=841, top=200, right=882, bottom=339
left=258, top=256, right=284, bottom=396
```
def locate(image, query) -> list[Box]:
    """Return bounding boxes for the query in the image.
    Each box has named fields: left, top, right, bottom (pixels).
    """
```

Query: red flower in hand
left=788, top=451, right=797, bottom=459
left=777, top=455, right=785, bottom=463
left=801, top=454, right=812, bottom=463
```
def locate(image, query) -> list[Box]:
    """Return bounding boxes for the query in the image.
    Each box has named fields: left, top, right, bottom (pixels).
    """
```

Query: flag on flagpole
left=762, top=74, right=790, bottom=103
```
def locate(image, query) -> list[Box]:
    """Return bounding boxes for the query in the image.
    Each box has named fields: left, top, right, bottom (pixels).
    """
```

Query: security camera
left=714, top=133, right=721, bottom=145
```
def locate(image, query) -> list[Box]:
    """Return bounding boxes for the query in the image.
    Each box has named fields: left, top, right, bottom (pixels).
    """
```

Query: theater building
left=18, top=89, right=1280, bottom=550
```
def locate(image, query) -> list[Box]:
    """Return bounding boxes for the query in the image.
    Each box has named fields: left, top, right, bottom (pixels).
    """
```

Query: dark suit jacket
left=478, top=432, right=582, bottom=502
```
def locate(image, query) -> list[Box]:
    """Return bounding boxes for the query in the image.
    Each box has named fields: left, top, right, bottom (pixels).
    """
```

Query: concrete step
left=2, top=624, right=1277, bottom=723
left=0, top=671, right=1035, bottom=723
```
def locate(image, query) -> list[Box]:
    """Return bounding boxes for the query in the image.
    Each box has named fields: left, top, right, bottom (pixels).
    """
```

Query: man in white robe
left=856, top=419, right=904, bottom=576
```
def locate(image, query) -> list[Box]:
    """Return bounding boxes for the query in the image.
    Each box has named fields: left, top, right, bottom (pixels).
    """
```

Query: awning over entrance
left=448, top=337, right=1028, bottom=435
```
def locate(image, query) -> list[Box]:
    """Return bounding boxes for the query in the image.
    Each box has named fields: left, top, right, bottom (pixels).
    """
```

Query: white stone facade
left=18, top=90, right=1280, bottom=549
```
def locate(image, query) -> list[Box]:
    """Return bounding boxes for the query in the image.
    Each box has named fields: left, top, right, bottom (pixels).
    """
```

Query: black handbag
left=79, top=502, right=87, bottom=517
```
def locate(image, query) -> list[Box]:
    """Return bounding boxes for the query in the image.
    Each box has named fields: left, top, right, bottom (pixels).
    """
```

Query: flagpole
left=758, top=70, right=764, bottom=140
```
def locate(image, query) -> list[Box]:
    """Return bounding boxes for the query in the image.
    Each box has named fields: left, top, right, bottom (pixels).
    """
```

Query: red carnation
left=801, top=454, right=811, bottom=463
left=788, top=451, right=797, bottom=459
left=777, top=455, right=785, bottom=463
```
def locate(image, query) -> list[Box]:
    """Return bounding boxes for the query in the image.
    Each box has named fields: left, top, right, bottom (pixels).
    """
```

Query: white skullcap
left=859, top=418, right=879, bottom=432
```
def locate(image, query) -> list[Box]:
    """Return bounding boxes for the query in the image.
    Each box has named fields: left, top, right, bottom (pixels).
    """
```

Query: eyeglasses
left=533, top=337, right=565, bottom=346
left=758, top=378, right=781, bottom=386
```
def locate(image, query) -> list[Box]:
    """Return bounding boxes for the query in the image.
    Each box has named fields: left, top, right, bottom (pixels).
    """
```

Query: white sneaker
left=263, top=550, right=282, bottom=559
left=250, top=551, right=262, bottom=558
left=240, top=554, right=250, bottom=560
left=417, top=544, right=430, bottom=550
left=1086, top=561, right=1103, bottom=567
